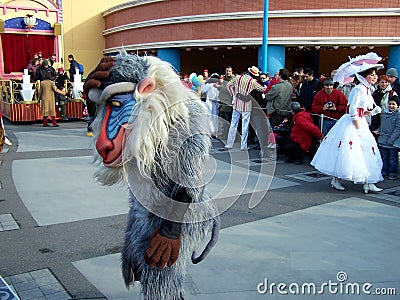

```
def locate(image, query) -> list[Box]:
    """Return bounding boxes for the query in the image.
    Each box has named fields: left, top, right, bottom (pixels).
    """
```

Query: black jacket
left=297, top=78, right=318, bottom=111
left=69, top=60, right=79, bottom=81
left=392, top=78, right=400, bottom=96
left=35, top=66, right=56, bottom=81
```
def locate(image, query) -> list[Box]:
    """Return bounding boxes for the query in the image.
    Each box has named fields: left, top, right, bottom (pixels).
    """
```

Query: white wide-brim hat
left=333, top=52, right=384, bottom=85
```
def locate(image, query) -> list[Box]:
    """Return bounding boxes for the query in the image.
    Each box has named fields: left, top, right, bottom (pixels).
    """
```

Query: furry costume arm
left=159, top=187, right=191, bottom=238
left=144, top=186, right=190, bottom=269
left=143, top=110, right=212, bottom=268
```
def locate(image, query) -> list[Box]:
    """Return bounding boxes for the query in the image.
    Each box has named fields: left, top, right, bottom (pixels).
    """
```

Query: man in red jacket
left=283, top=102, right=322, bottom=164
left=311, top=78, right=348, bottom=135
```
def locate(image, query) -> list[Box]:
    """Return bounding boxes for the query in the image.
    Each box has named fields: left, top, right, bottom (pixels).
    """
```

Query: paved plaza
left=0, top=120, right=399, bottom=300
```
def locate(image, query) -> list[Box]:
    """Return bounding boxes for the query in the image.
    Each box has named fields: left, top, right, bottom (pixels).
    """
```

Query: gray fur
left=103, top=50, right=149, bottom=87
left=121, top=99, right=218, bottom=299
left=122, top=191, right=215, bottom=299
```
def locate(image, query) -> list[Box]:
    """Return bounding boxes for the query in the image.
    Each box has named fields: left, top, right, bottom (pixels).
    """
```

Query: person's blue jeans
left=226, top=110, right=251, bottom=150
left=380, top=146, right=399, bottom=177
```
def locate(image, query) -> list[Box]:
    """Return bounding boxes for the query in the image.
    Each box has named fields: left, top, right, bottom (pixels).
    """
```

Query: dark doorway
left=180, top=47, right=259, bottom=76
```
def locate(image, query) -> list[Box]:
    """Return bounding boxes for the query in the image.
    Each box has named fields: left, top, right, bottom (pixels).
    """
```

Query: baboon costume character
left=83, top=51, right=219, bottom=300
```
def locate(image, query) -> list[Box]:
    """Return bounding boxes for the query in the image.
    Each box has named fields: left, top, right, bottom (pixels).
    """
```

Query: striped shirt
left=226, top=74, right=266, bottom=111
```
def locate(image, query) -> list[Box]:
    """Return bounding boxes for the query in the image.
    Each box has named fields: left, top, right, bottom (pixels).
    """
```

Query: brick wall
left=104, top=0, right=400, bottom=48
left=270, top=0, right=400, bottom=10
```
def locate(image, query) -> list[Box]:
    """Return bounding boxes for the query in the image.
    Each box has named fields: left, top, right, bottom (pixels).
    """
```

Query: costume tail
left=191, top=216, right=220, bottom=264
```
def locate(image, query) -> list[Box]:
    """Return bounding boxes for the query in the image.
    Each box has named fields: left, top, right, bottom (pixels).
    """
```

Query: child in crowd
left=374, top=95, right=400, bottom=180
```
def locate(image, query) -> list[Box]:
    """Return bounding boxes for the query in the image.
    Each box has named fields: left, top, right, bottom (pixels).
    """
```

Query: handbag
left=236, top=93, right=252, bottom=102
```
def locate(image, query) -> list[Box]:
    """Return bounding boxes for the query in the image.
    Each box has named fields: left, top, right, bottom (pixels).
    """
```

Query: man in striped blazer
left=225, top=66, right=267, bottom=150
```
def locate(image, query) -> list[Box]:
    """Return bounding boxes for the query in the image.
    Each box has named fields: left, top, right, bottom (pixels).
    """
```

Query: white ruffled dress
left=311, top=84, right=383, bottom=184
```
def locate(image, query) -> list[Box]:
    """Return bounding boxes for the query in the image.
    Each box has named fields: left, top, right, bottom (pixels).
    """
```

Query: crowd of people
left=2, top=52, right=398, bottom=191
left=24, top=52, right=84, bottom=126
left=180, top=52, right=400, bottom=193
left=180, top=65, right=338, bottom=161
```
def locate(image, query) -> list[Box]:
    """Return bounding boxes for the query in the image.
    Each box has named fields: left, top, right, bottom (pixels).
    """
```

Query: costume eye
left=110, top=100, right=121, bottom=107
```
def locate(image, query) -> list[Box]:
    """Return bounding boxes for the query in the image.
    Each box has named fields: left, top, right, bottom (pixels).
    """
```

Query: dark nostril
left=96, top=138, right=114, bottom=160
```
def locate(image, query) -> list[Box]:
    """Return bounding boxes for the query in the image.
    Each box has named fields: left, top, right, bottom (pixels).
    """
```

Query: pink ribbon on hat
left=353, top=59, right=379, bottom=65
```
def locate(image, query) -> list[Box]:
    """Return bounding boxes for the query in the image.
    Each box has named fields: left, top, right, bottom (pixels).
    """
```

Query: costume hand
left=144, top=227, right=181, bottom=269
left=83, top=56, right=115, bottom=94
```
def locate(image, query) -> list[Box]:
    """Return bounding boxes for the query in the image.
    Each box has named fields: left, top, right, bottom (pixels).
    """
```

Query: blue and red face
left=96, top=93, right=136, bottom=167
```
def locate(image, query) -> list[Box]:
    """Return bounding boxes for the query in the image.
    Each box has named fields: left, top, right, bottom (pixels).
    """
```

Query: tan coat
left=39, top=80, right=63, bottom=117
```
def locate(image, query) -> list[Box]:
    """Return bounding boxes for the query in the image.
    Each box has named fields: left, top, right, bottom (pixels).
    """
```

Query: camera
left=327, top=101, right=334, bottom=108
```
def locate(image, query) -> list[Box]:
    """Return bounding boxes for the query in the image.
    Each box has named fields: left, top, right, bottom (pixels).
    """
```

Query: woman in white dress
left=311, top=53, right=384, bottom=194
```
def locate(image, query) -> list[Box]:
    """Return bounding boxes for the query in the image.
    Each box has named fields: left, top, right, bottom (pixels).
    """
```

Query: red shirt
left=311, top=89, right=348, bottom=120
left=265, top=78, right=280, bottom=93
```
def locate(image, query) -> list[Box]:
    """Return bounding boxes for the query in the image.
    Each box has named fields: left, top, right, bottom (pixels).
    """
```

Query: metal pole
left=261, top=0, right=269, bottom=73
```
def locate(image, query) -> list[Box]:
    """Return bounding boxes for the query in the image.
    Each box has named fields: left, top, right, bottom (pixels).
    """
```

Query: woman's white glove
left=356, top=128, right=369, bottom=139
left=370, top=106, right=382, bottom=116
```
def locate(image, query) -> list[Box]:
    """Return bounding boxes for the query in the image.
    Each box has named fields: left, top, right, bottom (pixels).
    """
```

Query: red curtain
left=2, top=33, right=55, bottom=74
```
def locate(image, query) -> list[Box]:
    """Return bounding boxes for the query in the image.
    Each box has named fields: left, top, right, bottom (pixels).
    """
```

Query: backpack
left=77, top=62, right=84, bottom=75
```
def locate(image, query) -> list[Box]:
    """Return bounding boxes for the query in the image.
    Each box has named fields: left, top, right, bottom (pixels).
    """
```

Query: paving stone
left=31, top=269, right=52, bottom=280
left=18, top=287, right=44, bottom=300
left=0, top=214, right=20, bottom=231
left=366, top=186, right=400, bottom=204
left=0, top=214, right=12, bottom=222
left=34, top=275, right=58, bottom=286
left=2, top=223, right=20, bottom=231
left=14, top=279, right=38, bottom=291
left=44, top=291, right=70, bottom=300
left=0, top=218, right=17, bottom=226
left=4, top=269, right=70, bottom=300
left=7, top=273, right=34, bottom=284
left=40, top=282, right=64, bottom=295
